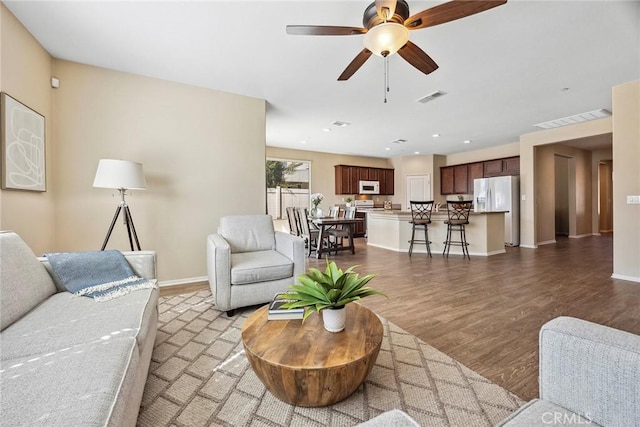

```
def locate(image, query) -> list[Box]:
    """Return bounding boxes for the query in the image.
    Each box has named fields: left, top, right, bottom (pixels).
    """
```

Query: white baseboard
left=158, top=276, right=208, bottom=287
left=569, top=233, right=598, bottom=239
left=537, top=240, right=556, bottom=246
left=611, top=274, right=640, bottom=283
left=519, top=244, right=538, bottom=249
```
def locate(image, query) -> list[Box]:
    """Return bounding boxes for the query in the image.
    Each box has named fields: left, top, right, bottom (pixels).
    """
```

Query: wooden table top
left=241, top=303, right=383, bottom=370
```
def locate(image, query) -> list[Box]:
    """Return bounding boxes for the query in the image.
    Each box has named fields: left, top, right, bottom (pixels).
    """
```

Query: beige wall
left=389, top=154, right=447, bottom=208
left=446, top=142, right=520, bottom=166
left=52, top=60, right=266, bottom=282
left=536, top=144, right=593, bottom=243
left=612, top=80, right=640, bottom=281
left=519, top=118, right=612, bottom=247
left=265, top=146, right=392, bottom=208
left=0, top=4, right=55, bottom=254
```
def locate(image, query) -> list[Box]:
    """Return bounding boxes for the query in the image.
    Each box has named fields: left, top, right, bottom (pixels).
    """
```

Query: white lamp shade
left=363, top=22, right=409, bottom=57
left=93, top=159, right=147, bottom=190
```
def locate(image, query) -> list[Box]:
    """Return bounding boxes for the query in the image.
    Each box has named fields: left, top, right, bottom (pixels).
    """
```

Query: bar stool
left=408, top=201, right=434, bottom=257
left=443, top=200, right=472, bottom=259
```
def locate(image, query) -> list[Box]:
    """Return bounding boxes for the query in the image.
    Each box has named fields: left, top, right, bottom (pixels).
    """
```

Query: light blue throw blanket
left=45, top=250, right=156, bottom=301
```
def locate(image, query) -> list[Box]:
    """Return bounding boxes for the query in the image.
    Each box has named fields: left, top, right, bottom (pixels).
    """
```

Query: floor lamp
left=93, top=159, right=147, bottom=251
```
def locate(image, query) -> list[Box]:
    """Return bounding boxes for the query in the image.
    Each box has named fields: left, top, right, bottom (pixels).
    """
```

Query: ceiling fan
left=286, top=0, right=507, bottom=81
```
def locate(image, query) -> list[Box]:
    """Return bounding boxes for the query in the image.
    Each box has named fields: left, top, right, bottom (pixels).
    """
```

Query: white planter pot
left=322, top=306, right=347, bottom=332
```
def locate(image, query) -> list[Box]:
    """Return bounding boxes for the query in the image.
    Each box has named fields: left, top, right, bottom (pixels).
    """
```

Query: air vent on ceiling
left=331, top=120, right=351, bottom=127
left=391, top=139, right=407, bottom=144
left=534, top=109, right=611, bottom=130
left=417, top=90, right=446, bottom=104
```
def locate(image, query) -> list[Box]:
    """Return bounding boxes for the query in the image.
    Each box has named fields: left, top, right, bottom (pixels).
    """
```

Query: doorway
left=405, top=174, right=431, bottom=210
left=554, top=155, right=570, bottom=236
left=598, top=161, right=613, bottom=233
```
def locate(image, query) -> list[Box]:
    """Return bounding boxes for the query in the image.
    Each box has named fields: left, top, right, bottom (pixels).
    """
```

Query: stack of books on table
left=268, top=293, right=304, bottom=320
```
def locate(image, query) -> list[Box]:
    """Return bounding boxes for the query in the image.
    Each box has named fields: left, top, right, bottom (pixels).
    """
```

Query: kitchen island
left=367, top=210, right=507, bottom=257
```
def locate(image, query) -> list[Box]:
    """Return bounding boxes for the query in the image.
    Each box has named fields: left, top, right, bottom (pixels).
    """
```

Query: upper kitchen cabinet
left=440, top=156, right=520, bottom=195
left=468, top=162, right=484, bottom=192
left=484, top=156, right=520, bottom=177
left=441, top=165, right=470, bottom=195
left=382, top=168, right=394, bottom=195
left=335, top=165, right=394, bottom=195
left=334, top=165, right=359, bottom=194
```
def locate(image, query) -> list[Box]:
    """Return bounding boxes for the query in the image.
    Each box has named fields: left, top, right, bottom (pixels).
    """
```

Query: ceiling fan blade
left=338, top=49, right=373, bottom=81
left=286, top=25, right=367, bottom=36
left=375, top=0, right=398, bottom=21
left=404, top=0, right=507, bottom=30
left=397, top=42, right=439, bottom=75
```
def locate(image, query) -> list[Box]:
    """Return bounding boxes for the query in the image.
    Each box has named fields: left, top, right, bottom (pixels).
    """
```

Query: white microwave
left=359, top=180, right=380, bottom=195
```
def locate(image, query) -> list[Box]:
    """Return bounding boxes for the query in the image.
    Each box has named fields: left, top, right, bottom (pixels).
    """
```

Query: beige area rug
left=138, top=291, right=524, bottom=427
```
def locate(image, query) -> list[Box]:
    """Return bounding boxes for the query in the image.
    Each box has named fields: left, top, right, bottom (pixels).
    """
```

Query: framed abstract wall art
left=1, top=92, right=46, bottom=192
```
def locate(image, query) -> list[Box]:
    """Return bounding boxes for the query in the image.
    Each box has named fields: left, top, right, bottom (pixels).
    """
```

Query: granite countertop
left=367, top=210, right=508, bottom=215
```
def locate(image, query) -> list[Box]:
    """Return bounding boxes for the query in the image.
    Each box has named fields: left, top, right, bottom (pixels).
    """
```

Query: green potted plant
left=344, top=196, right=353, bottom=207
left=278, top=259, right=385, bottom=332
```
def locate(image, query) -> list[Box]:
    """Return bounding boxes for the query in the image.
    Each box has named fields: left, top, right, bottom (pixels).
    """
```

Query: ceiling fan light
left=363, top=23, right=409, bottom=57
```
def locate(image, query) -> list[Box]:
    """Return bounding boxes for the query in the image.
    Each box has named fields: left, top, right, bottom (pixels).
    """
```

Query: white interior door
left=405, top=174, right=431, bottom=210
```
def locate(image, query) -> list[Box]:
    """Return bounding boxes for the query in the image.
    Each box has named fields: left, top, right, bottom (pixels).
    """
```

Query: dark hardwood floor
left=162, top=233, right=640, bottom=401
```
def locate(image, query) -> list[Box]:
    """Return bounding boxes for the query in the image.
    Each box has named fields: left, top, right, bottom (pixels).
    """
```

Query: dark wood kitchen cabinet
left=440, top=164, right=469, bottom=195
left=335, top=165, right=394, bottom=195
left=381, top=168, right=394, bottom=195
left=334, top=165, right=359, bottom=195
left=354, top=211, right=366, bottom=237
left=440, top=156, right=520, bottom=195
left=441, top=167, right=455, bottom=195
left=453, top=165, right=469, bottom=194
left=468, top=162, right=484, bottom=192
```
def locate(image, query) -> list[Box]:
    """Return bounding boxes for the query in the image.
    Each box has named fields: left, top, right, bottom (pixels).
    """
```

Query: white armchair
left=207, top=214, right=305, bottom=316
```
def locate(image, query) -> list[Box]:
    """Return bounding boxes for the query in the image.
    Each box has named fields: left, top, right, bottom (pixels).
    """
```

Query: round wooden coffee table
left=241, top=303, right=383, bottom=407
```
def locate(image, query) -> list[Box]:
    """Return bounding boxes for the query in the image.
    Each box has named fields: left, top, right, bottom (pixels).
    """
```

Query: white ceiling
left=5, top=1, right=639, bottom=158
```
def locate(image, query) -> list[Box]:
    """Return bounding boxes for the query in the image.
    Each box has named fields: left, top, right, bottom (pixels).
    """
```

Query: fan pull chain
left=383, top=55, right=389, bottom=103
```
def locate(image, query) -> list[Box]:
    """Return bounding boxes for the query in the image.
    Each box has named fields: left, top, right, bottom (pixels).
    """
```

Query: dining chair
left=286, top=207, right=299, bottom=236
left=295, top=207, right=320, bottom=257
left=327, top=206, right=357, bottom=253
left=408, top=201, right=434, bottom=257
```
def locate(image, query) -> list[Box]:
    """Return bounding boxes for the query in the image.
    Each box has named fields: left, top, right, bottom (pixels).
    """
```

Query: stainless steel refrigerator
left=474, top=176, right=520, bottom=246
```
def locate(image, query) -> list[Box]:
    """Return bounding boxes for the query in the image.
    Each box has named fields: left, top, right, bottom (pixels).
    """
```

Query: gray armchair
left=207, top=214, right=305, bottom=316
left=498, top=316, right=640, bottom=426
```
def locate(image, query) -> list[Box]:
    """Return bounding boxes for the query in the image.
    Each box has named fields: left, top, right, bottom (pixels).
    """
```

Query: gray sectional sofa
left=0, top=231, right=158, bottom=427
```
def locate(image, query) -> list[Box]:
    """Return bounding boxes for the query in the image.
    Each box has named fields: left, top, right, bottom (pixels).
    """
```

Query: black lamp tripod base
left=101, top=189, right=141, bottom=251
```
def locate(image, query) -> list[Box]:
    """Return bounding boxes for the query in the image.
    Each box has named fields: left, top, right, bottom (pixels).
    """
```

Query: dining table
left=310, top=216, right=363, bottom=259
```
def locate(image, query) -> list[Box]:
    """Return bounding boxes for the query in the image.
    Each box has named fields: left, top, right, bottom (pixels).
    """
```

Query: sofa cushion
left=497, top=399, right=601, bottom=426
left=0, top=287, right=158, bottom=361
left=220, top=215, right=276, bottom=253
left=0, top=231, right=56, bottom=331
left=0, top=337, right=139, bottom=427
left=230, top=250, right=293, bottom=285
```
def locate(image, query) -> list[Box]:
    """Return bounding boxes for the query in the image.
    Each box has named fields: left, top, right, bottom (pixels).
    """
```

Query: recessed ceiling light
left=322, top=128, right=332, bottom=132
left=414, top=151, right=420, bottom=155
left=432, top=133, right=440, bottom=138
left=463, top=140, right=471, bottom=144
left=331, top=121, right=351, bottom=128
left=385, top=147, right=391, bottom=151
left=300, top=140, right=307, bottom=144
